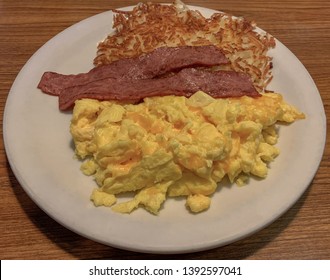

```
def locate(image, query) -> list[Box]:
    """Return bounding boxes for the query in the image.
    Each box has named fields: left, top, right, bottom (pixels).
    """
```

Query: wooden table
left=1, top=0, right=329, bottom=260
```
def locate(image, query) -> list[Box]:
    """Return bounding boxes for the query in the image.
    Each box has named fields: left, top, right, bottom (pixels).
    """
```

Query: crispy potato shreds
left=94, top=0, right=276, bottom=91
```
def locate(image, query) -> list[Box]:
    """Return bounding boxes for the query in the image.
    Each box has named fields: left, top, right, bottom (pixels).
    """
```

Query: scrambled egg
left=70, top=91, right=304, bottom=214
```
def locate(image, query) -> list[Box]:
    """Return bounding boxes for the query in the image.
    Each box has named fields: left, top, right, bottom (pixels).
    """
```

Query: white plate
left=3, top=5, right=326, bottom=254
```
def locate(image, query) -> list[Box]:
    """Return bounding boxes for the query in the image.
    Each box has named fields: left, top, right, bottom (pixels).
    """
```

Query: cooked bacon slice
left=38, top=45, right=229, bottom=96
left=59, top=68, right=260, bottom=110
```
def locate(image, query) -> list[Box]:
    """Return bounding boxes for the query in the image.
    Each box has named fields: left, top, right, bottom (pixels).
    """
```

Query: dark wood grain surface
left=1, top=0, right=329, bottom=259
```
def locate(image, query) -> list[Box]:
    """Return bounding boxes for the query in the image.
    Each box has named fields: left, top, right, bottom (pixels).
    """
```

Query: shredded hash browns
left=94, top=0, right=276, bottom=91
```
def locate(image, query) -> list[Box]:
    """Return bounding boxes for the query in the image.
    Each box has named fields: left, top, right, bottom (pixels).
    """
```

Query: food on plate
left=38, top=45, right=229, bottom=96
left=94, top=0, right=275, bottom=92
left=58, top=68, right=260, bottom=111
left=37, top=0, right=305, bottom=215
left=38, top=46, right=260, bottom=111
left=71, top=91, right=304, bottom=214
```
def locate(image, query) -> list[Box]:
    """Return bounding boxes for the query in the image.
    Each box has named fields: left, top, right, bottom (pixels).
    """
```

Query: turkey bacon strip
left=38, top=45, right=229, bottom=96
left=59, top=68, right=260, bottom=110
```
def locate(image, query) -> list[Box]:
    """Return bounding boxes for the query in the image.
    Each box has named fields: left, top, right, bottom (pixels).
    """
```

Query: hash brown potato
left=94, top=0, right=275, bottom=92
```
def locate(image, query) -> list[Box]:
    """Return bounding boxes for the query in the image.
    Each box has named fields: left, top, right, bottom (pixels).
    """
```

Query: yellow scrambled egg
left=70, top=91, right=304, bottom=214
